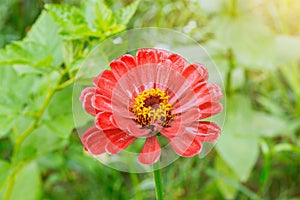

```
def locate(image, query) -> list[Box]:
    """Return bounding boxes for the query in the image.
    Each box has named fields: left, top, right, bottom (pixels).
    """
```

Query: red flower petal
left=156, top=49, right=169, bottom=61
left=136, top=49, right=170, bottom=66
left=137, top=49, right=158, bottom=66
left=138, top=136, right=161, bottom=165
left=181, top=63, right=208, bottom=87
left=103, top=129, right=136, bottom=154
left=194, top=82, right=223, bottom=103
left=196, top=121, right=221, bottom=142
left=92, top=94, right=112, bottom=113
left=160, top=119, right=182, bottom=137
left=93, top=70, right=117, bottom=97
left=80, top=87, right=96, bottom=116
left=79, top=87, right=94, bottom=102
left=119, top=54, right=137, bottom=69
left=168, top=53, right=186, bottom=72
left=95, top=112, right=116, bottom=130
left=199, top=102, right=223, bottom=119
left=168, top=132, right=202, bottom=157
left=82, top=126, right=108, bottom=155
left=110, top=60, right=128, bottom=79
left=126, top=122, right=152, bottom=137
left=105, top=142, right=123, bottom=154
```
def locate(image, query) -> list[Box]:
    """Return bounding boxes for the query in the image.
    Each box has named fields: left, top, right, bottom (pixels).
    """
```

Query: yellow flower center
left=130, top=88, right=174, bottom=128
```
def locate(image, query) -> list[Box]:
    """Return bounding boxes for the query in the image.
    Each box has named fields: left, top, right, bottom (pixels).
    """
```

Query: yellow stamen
left=130, top=88, right=174, bottom=127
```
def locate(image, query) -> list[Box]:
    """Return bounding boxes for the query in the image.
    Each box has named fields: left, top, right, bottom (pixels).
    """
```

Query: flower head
left=80, top=48, right=223, bottom=165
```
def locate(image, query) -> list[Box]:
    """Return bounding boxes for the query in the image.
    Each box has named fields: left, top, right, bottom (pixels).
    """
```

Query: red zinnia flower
left=80, top=48, right=223, bottom=165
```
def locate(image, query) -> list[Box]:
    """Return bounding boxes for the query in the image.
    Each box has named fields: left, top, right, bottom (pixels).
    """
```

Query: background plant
left=0, top=0, right=300, bottom=199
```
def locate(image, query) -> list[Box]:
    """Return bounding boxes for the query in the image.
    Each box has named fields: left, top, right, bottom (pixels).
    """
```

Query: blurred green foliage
left=0, top=0, right=300, bottom=199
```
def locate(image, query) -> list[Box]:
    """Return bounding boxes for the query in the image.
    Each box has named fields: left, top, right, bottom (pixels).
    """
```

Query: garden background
left=0, top=0, right=300, bottom=199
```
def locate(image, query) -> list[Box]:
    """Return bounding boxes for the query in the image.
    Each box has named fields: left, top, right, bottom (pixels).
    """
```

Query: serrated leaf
left=46, top=4, right=99, bottom=39
left=9, top=162, right=41, bottom=200
left=0, top=41, right=52, bottom=68
left=26, top=11, right=63, bottom=67
left=94, top=0, right=115, bottom=30
left=46, top=1, right=136, bottom=40
left=115, top=0, right=140, bottom=25
left=0, top=67, right=39, bottom=137
left=0, top=11, right=63, bottom=70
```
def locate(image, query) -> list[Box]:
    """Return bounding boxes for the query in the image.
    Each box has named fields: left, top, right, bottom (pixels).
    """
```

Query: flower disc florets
left=130, top=88, right=174, bottom=128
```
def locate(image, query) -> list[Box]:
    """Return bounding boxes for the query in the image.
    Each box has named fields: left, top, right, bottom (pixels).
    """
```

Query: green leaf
left=0, top=160, right=10, bottom=185
left=46, top=1, right=137, bottom=40
left=0, top=11, right=63, bottom=70
left=48, top=85, right=73, bottom=116
left=46, top=4, right=99, bottom=39
left=217, top=129, right=259, bottom=182
left=94, top=0, right=115, bottom=31
left=115, top=0, right=140, bottom=25
left=251, top=112, right=286, bottom=138
left=90, top=0, right=128, bottom=36
left=19, top=125, right=68, bottom=160
left=210, top=13, right=276, bottom=70
left=216, top=95, right=259, bottom=181
left=26, top=11, right=63, bottom=67
left=217, top=94, right=288, bottom=181
left=0, top=116, right=17, bottom=138
left=44, top=114, right=74, bottom=139
left=9, top=162, right=41, bottom=200
left=44, top=85, right=74, bottom=138
left=0, top=67, right=39, bottom=137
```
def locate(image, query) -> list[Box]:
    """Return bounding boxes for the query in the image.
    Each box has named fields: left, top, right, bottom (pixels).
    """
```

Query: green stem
left=258, top=139, right=271, bottom=197
left=153, top=161, right=164, bottom=200
left=225, top=49, right=235, bottom=96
